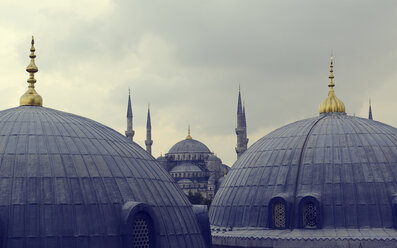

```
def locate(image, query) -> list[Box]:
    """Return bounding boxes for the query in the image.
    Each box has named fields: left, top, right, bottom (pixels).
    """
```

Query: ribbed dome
left=210, top=113, right=397, bottom=230
left=0, top=106, right=207, bottom=248
left=168, top=139, right=211, bottom=154
left=170, top=163, right=203, bottom=173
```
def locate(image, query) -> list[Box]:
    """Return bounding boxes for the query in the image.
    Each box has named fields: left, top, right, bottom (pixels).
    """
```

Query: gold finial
left=20, top=36, right=43, bottom=106
left=319, top=54, right=345, bottom=114
left=186, top=124, right=192, bottom=139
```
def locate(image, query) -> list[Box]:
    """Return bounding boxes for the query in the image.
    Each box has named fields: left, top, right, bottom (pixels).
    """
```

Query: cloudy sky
left=0, top=0, right=396, bottom=166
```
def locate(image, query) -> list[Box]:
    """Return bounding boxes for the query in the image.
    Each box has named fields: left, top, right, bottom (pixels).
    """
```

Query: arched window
left=132, top=212, right=152, bottom=248
left=268, top=197, right=288, bottom=229
left=273, top=201, right=286, bottom=228
left=121, top=202, right=157, bottom=248
left=299, top=196, right=321, bottom=229
left=303, top=201, right=317, bottom=228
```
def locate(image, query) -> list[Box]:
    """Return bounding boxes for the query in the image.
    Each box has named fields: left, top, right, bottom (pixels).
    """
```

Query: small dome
left=168, top=138, right=211, bottom=154
left=208, top=154, right=221, bottom=162
left=156, top=155, right=167, bottom=162
left=178, top=178, right=194, bottom=184
left=171, top=163, right=203, bottom=173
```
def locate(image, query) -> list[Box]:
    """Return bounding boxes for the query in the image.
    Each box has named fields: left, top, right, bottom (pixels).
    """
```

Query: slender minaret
left=369, top=99, right=373, bottom=120
left=235, top=87, right=248, bottom=158
left=145, top=104, right=153, bottom=154
left=125, top=89, right=135, bottom=141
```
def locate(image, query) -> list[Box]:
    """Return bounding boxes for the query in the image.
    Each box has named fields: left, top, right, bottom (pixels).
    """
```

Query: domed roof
left=171, top=162, right=203, bottom=173
left=210, top=113, right=397, bottom=241
left=0, top=106, right=207, bottom=247
left=168, top=138, right=211, bottom=154
left=178, top=178, right=194, bottom=184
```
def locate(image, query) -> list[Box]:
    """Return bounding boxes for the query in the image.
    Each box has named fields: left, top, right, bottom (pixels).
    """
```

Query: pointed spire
left=125, top=89, right=135, bottom=141
left=236, top=87, right=248, bottom=159
left=237, top=85, right=242, bottom=114
left=20, top=36, right=43, bottom=106
left=242, top=101, right=247, bottom=128
left=319, top=54, right=346, bottom=114
left=127, top=88, right=132, bottom=118
left=147, top=103, right=151, bottom=128
left=369, top=99, right=373, bottom=120
left=186, top=125, right=192, bottom=140
left=145, top=103, right=153, bottom=154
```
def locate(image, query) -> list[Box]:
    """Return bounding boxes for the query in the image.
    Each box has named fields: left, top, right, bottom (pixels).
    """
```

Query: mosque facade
left=209, top=57, right=397, bottom=247
left=156, top=129, right=230, bottom=199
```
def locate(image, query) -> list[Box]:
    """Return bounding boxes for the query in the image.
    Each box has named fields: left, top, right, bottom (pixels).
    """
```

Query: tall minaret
left=368, top=99, right=373, bottom=120
left=145, top=104, right=153, bottom=154
left=235, top=87, right=248, bottom=159
left=125, top=89, right=135, bottom=141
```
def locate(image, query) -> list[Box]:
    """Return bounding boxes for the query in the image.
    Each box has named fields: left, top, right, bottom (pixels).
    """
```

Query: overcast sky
left=0, top=0, right=396, bottom=166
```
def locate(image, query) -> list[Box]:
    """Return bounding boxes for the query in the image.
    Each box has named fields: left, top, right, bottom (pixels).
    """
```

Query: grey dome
left=168, top=138, right=211, bottom=154
left=207, top=154, right=221, bottom=162
left=171, top=163, right=203, bottom=173
left=0, top=106, right=207, bottom=248
left=210, top=113, right=397, bottom=243
left=178, top=178, right=194, bottom=184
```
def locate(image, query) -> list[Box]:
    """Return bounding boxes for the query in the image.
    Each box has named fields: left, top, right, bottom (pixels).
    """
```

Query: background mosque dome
left=170, top=162, right=203, bottom=173
left=168, top=138, right=211, bottom=154
left=0, top=106, right=208, bottom=247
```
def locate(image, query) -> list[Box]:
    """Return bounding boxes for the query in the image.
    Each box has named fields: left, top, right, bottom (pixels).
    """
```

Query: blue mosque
left=0, top=38, right=396, bottom=248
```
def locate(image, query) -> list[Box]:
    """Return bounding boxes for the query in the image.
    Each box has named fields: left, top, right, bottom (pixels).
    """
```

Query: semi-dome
left=170, top=162, right=203, bottom=173
left=168, top=139, right=211, bottom=154
left=0, top=106, right=208, bottom=247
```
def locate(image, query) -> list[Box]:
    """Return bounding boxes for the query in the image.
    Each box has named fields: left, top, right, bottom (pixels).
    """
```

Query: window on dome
left=132, top=212, right=154, bottom=248
left=273, top=201, right=286, bottom=228
left=303, top=202, right=318, bottom=228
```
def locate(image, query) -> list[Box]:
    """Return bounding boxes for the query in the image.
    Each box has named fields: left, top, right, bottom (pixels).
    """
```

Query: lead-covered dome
left=168, top=139, right=211, bottom=154
left=210, top=113, right=397, bottom=246
left=0, top=106, right=207, bottom=248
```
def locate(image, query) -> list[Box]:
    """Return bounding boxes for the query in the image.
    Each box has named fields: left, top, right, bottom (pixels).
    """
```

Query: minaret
left=368, top=99, right=373, bottom=120
left=145, top=104, right=153, bottom=154
left=235, top=87, right=248, bottom=159
left=125, top=89, right=135, bottom=141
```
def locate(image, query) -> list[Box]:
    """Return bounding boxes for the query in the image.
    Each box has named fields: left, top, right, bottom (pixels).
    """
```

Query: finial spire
left=125, top=90, right=135, bottom=141
left=368, top=99, right=373, bottom=120
left=145, top=103, right=153, bottom=154
left=186, top=125, right=192, bottom=139
left=319, top=54, right=346, bottom=114
left=20, top=36, right=43, bottom=106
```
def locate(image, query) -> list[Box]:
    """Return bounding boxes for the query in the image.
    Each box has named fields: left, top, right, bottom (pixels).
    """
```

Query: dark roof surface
left=170, top=163, right=203, bottom=173
left=0, top=106, right=206, bottom=248
left=210, top=113, right=397, bottom=232
left=168, top=139, right=211, bottom=154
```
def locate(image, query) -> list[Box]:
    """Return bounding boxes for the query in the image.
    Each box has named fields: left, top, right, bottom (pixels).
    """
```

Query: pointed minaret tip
left=368, top=99, right=373, bottom=120
left=20, top=36, right=43, bottom=106
left=186, top=124, right=192, bottom=139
